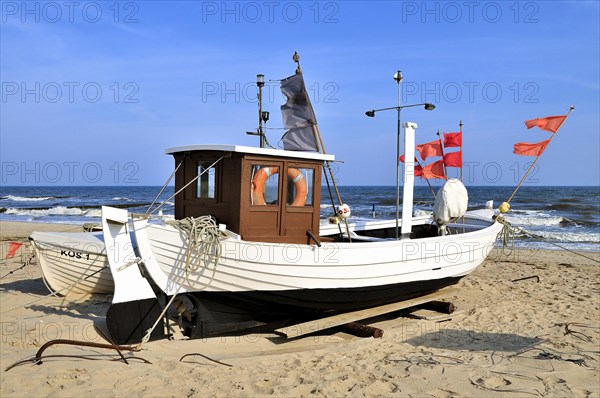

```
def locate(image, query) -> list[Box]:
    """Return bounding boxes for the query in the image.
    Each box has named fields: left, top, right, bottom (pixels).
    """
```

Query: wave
left=1, top=195, right=54, bottom=202
left=414, top=209, right=432, bottom=217
left=112, top=197, right=132, bottom=201
left=1, top=201, right=153, bottom=217
left=3, top=206, right=101, bottom=218
left=526, top=230, right=600, bottom=244
left=506, top=214, right=567, bottom=227
left=505, top=209, right=584, bottom=227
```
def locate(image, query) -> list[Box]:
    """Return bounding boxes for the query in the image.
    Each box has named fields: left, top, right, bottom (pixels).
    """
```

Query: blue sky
left=1, top=0, right=599, bottom=186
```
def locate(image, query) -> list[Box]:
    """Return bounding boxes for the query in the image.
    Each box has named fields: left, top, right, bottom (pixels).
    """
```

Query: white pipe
left=401, top=122, right=418, bottom=239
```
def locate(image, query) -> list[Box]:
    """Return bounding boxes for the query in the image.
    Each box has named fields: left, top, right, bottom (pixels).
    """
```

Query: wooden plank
left=409, top=308, right=464, bottom=321
left=339, top=322, right=384, bottom=338
left=275, top=287, right=458, bottom=338
left=420, top=300, right=456, bottom=314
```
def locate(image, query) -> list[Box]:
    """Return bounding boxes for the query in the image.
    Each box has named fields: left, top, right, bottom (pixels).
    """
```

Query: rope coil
left=166, top=216, right=230, bottom=279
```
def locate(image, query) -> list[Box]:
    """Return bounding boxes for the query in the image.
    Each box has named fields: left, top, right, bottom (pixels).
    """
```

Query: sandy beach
left=1, top=221, right=598, bottom=397
left=0, top=221, right=84, bottom=241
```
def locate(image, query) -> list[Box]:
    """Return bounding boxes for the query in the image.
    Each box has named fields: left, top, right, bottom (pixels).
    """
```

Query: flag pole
left=313, top=124, right=353, bottom=242
left=459, top=120, right=465, bottom=230
left=309, top=125, right=343, bottom=239
left=506, top=106, right=575, bottom=204
left=416, top=158, right=436, bottom=199
left=436, top=129, right=447, bottom=178
left=459, top=120, right=463, bottom=181
left=401, top=155, right=436, bottom=199
left=310, top=124, right=344, bottom=238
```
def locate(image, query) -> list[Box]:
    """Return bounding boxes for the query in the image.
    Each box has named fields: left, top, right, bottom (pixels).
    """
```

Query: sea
left=1, top=186, right=598, bottom=252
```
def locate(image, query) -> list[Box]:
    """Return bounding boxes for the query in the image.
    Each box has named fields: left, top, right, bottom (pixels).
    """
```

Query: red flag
left=443, top=132, right=462, bottom=148
left=400, top=155, right=422, bottom=176
left=513, top=139, right=551, bottom=156
left=443, top=151, right=462, bottom=167
left=399, top=155, right=419, bottom=163
left=416, top=140, right=443, bottom=160
left=421, top=160, right=447, bottom=180
left=525, top=115, right=566, bottom=133
left=414, top=164, right=423, bottom=177
left=5, top=242, right=23, bottom=259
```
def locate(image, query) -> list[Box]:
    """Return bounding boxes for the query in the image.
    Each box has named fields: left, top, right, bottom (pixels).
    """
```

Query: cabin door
left=246, top=161, right=284, bottom=240
left=243, top=159, right=321, bottom=244
left=280, top=164, right=319, bottom=242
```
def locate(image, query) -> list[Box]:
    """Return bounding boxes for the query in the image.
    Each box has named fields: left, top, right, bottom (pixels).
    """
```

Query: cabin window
left=286, top=167, right=313, bottom=206
left=251, top=165, right=279, bottom=205
left=197, top=161, right=216, bottom=199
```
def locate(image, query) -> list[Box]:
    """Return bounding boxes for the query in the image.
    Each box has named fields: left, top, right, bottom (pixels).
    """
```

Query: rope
left=166, top=216, right=229, bottom=281
left=149, top=156, right=224, bottom=215
left=494, top=216, right=515, bottom=254
left=136, top=216, right=229, bottom=349
left=136, top=287, right=181, bottom=349
left=0, top=263, right=27, bottom=279
left=313, top=124, right=351, bottom=242
left=145, top=160, right=183, bottom=215
left=515, top=226, right=600, bottom=264
left=494, top=215, right=599, bottom=264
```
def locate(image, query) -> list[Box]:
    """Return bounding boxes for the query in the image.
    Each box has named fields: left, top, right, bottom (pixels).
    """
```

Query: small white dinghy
left=29, top=231, right=113, bottom=295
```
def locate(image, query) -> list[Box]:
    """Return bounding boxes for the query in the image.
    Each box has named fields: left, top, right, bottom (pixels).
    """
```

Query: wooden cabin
left=167, top=145, right=334, bottom=244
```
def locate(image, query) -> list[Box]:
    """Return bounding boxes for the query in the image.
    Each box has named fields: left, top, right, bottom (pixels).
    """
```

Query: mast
left=257, top=74, right=265, bottom=148
left=248, top=74, right=271, bottom=148
left=394, top=71, right=403, bottom=239
left=459, top=120, right=463, bottom=181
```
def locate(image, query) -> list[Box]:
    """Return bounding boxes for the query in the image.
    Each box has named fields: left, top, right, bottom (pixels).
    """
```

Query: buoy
left=337, top=204, right=351, bottom=219
left=499, top=202, right=510, bottom=213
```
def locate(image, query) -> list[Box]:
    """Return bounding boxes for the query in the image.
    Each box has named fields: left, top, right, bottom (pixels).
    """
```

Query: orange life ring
left=251, top=166, right=278, bottom=205
left=286, top=167, right=308, bottom=206
left=251, top=167, right=307, bottom=206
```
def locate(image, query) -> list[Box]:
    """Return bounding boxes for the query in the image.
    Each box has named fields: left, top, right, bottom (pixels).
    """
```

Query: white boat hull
left=29, top=231, right=113, bottom=295
left=29, top=210, right=499, bottom=300
left=132, top=214, right=503, bottom=310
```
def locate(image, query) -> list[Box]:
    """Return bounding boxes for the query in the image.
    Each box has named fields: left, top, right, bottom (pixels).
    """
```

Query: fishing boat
left=99, top=55, right=504, bottom=344
left=101, top=147, right=501, bottom=344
